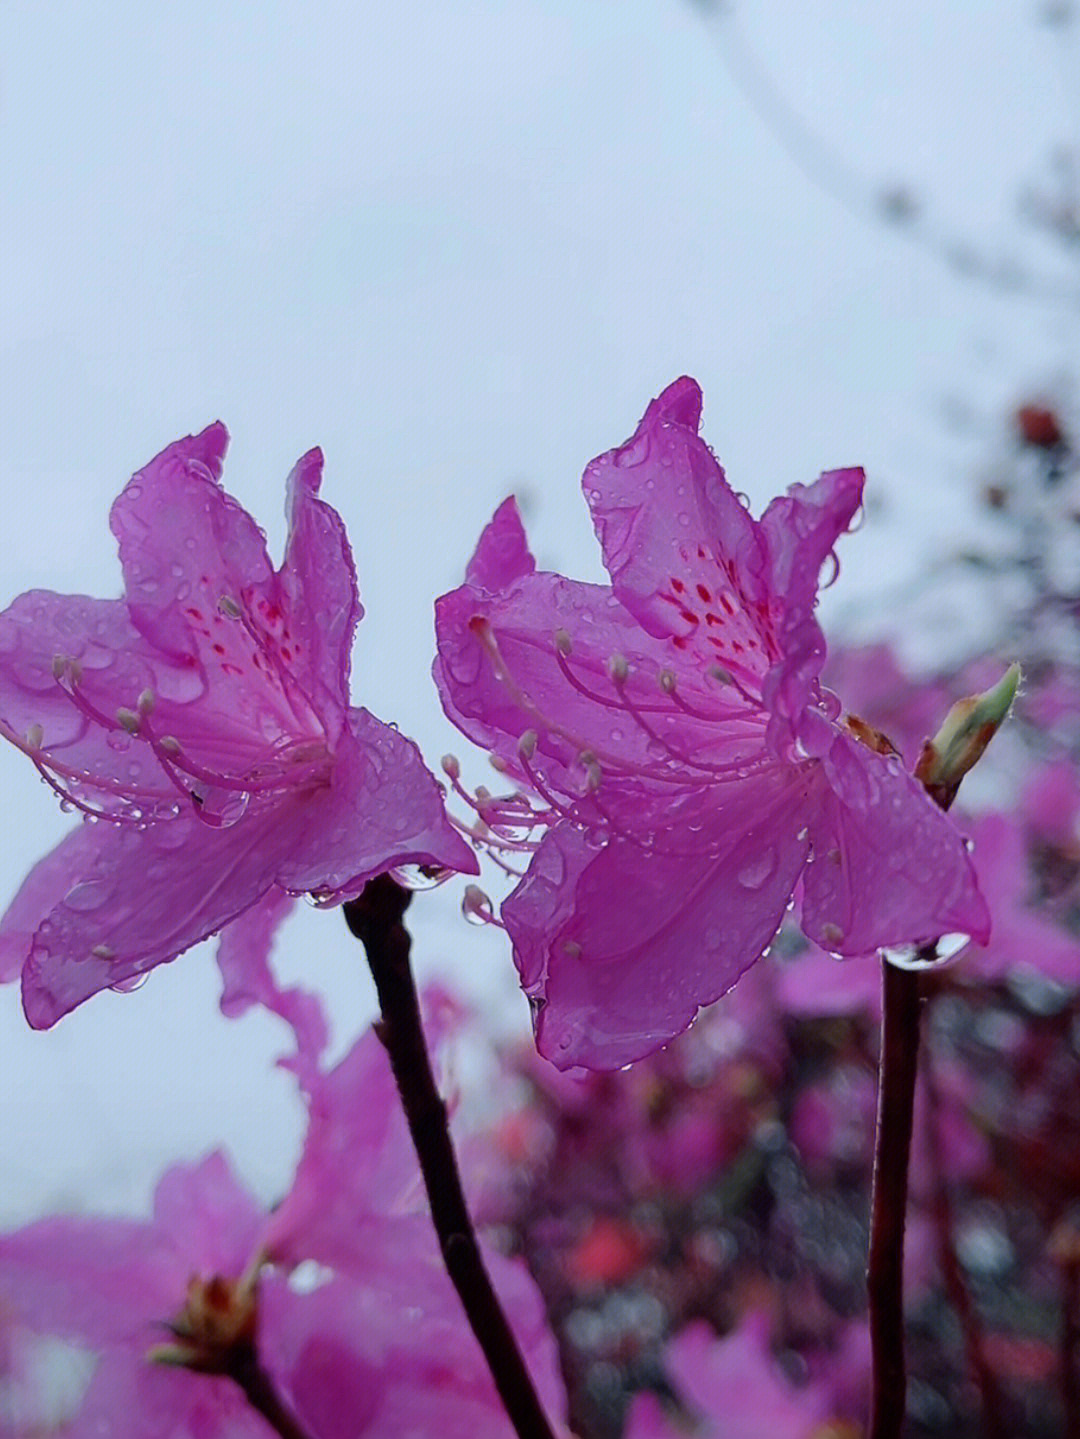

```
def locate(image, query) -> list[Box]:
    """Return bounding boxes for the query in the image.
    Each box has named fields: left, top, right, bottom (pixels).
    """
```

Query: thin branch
left=343, top=875, right=558, bottom=1439
left=866, top=956, right=923, bottom=1439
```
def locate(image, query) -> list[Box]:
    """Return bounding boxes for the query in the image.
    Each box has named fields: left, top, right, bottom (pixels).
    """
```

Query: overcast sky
left=1, top=0, right=1076, bottom=1225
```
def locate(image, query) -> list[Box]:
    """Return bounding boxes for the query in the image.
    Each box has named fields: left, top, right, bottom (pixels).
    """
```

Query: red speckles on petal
left=212, top=643, right=226, bottom=656
left=185, top=607, right=204, bottom=622
left=696, top=583, right=712, bottom=603
left=670, top=577, right=686, bottom=595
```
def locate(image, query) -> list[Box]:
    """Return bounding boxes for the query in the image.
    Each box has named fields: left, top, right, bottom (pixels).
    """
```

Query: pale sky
left=1, top=0, right=1075, bottom=1224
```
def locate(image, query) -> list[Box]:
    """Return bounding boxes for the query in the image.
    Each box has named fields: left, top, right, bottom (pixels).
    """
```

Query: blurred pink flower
left=0, top=1024, right=565, bottom=1437
left=0, top=426, right=475, bottom=1027
left=624, top=1314, right=833, bottom=1439
left=435, top=378, right=988, bottom=1069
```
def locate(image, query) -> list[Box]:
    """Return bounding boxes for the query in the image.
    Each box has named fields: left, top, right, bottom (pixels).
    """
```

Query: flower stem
left=866, top=957, right=922, bottom=1439
left=225, top=1340, right=313, bottom=1439
left=1061, top=1256, right=1080, bottom=1435
left=343, top=875, right=558, bottom=1439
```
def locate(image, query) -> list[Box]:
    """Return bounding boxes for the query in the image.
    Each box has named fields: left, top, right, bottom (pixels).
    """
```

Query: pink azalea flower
left=0, top=426, right=475, bottom=1026
left=624, top=1315, right=833, bottom=1439
left=0, top=1024, right=566, bottom=1437
left=434, top=378, right=988, bottom=1069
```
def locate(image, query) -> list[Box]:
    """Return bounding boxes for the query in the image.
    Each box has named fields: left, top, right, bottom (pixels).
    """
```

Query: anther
left=488, top=756, right=509, bottom=774
left=518, top=729, right=538, bottom=762
left=158, top=736, right=182, bottom=755
left=25, top=723, right=43, bottom=750
left=658, top=668, right=677, bottom=694
left=554, top=629, right=573, bottom=656
left=116, top=708, right=140, bottom=735
left=608, top=653, right=629, bottom=685
left=708, top=664, right=733, bottom=685
left=137, top=689, right=155, bottom=716
left=440, top=754, right=461, bottom=780
left=91, top=943, right=116, bottom=959
left=218, top=595, right=242, bottom=619
left=583, top=756, right=602, bottom=792
left=51, top=654, right=68, bottom=681
left=562, top=940, right=582, bottom=959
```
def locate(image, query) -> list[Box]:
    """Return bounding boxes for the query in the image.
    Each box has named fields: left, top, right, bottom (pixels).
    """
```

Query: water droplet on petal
left=390, top=863, right=451, bottom=891
left=63, top=880, right=110, bottom=912
left=737, top=850, right=776, bottom=890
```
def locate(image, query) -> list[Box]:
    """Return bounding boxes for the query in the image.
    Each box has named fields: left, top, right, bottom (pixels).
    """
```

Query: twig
left=226, top=1342, right=313, bottom=1439
left=867, top=957, right=923, bottom=1439
left=343, top=875, right=558, bottom=1439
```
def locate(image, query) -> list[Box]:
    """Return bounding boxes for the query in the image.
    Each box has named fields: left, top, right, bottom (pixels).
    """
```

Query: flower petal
left=0, top=1216, right=182, bottom=1343
left=505, top=766, right=812, bottom=1069
left=758, top=467, right=864, bottom=754
left=271, top=708, right=477, bottom=901
left=582, top=378, right=774, bottom=687
left=277, top=447, right=360, bottom=736
left=436, top=527, right=718, bottom=800
left=215, top=886, right=328, bottom=1082
left=264, top=1027, right=424, bottom=1270
left=109, top=423, right=269, bottom=659
left=0, top=590, right=174, bottom=800
left=0, top=824, right=105, bottom=983
left=801, top=730, right=991, bottom=956
left=20, top=805, right=295, bottom=1028
left=151, top=1153, right=264, bottom=1279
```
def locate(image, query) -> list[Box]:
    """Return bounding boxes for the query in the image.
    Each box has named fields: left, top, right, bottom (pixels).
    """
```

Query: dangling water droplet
left=110, top=972, right=149, bottom=994
left=884, top=932, right=970, bottom=971
left=390, top=863, right=451, bottom=891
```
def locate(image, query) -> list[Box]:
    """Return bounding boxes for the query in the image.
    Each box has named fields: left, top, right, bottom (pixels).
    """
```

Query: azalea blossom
left=434, top=378, right=989, bottom=1069
left=0, top=426, right=475, bottom=1027
left=0, top=1021, right=565, bottom=1437
left=624, top=1315, right=834, bottom=1439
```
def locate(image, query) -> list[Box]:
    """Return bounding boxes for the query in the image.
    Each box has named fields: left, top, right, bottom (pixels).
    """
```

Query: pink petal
left=20, top=805, right=294, bottom=1028
left=67, top=1352, right=270, bottom=1439
left=271, top=707, right=477, bottom=901
left=758, top=467, right=864, bottom=755
left=0, top=590, right=171, bottom=799
left=0, top=824, right=105, bottom=982
left=277, top=447, right=360, bottom=738
left=151, top=1153, right=264, bottom=1279
left=109, top=423, right=271, bottom=661
left=626, top=1315, right=831, bottom=1439
left=436, top=526, right=713, bottom=800
left=505, top=764, right=812, bottom=1070
left=0, top=1216, right=182, bottom=1343
left=582, top=378, right=773, bottom=686
left=801, top=729, right=990, bottom=956
left=264, top=1027, right=424, bottom=1269
left=464, top=495, right=536, bottom=592
left=215, top=886, right=328, bottom=1083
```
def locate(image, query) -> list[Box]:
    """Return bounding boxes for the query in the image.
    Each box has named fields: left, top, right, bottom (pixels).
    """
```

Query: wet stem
left=343, top=875, right=559, bottom=1439
left=867, top=957, right=923, bottom=1439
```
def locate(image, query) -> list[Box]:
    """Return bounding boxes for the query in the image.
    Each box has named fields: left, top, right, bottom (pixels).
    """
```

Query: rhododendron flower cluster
left=435, top=378, right=989, bottom=1069
left=0, top=427, right=474, bottom=1027
left=0, top=1018, right=565, bottom=1437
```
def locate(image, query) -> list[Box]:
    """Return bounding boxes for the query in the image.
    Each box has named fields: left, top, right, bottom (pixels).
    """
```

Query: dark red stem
left=867, top=958, right=922, bottom=1439
left=1063, top=1258, right=1080, bottom=1436
left=344, top=875, right=558, bottom=1439
left=224, top=1341, right=313, bottom=1439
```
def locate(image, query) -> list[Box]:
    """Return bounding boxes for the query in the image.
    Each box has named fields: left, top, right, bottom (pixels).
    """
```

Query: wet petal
left=20, top=805, right=294, bottom=1028
left=215, top=886, right=328, bottom=1082
left=0, top=823, right=105, bottom=983
left=505, top=766, right=811, bottom=1070
left=277, top=447, right=360, bottom=737
left=801, top=730, right=990, bottom=956
left=272, top=708, right=477, bottom=901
